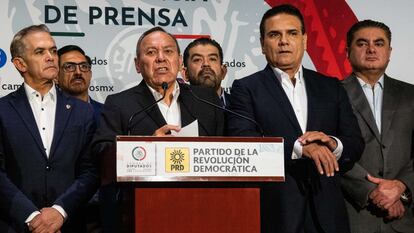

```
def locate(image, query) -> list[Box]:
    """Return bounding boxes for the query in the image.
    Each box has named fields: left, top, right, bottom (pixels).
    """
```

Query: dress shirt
left=272, top=66, right=343, bottom=160
left=357, top=75, right=384, bottom=133
left=219, top=89, right=227, bottom=107
left=147, top=81, right=181, bottom=127
left=24, top=83, right=67, bottom=223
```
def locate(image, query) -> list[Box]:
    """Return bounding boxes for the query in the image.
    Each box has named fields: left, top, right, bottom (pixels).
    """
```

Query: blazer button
left=45, top=165, right=51, bottom=171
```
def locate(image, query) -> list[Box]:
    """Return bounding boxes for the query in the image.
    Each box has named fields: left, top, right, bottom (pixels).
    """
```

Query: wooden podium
left=108, top=136, right=284, bottom=233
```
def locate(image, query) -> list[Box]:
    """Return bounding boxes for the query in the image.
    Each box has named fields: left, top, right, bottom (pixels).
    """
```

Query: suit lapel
left=178, top=86, right=197, bottom=128
left=9, top=86, right=47, bottom=159
left=260, top=65, right=302, bottom=135
left=343, top=75, right=381, bottom=140
left=381, top=75, right=400, bottom=146
left=135, top=81, right=167, bottom=128
left=49, top=88, right=73, bottom=159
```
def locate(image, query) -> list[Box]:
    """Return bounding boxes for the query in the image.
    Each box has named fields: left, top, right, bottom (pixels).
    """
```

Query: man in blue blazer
left=0, top=24, right=98, bottom=233
left=227, top=5, right=364, bottom=233
left=57, top=45, right=103, bottom=123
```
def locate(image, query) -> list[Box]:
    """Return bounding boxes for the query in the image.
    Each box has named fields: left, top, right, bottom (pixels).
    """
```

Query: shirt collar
left=147, top=81, right=180, bottom=101
left=356, top=74, right=384, bottom=89
left=272, top=66, right=303, bottom=85
left=24, top=82, right=56, bottom=102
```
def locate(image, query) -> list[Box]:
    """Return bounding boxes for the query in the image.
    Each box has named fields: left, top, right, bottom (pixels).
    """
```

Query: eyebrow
left=191, top=53, right=219, bottom=58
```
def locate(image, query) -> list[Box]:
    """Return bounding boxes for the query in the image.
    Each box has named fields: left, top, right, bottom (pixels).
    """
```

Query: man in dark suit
left=182, top=37, right=230, bottom=107
left=92, top=26, right=224, bottom=233
left=341, top=20, right=414, bottom=233
left=57, top=45, right=103, bottom=123
left=226, top=4, right=364, bottom=233
left=0, top=24, right=98, bottom=233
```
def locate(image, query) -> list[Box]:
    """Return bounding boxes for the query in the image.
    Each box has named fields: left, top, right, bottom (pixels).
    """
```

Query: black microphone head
left=161, top=82, right=168, bottom=90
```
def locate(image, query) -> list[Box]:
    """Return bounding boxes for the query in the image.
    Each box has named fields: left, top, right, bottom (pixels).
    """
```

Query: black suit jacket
left=0, top=85, right=99, bottom=233
left=227, top=65, right=364, bottom=233
left=93, top=80, right=224, bottom=147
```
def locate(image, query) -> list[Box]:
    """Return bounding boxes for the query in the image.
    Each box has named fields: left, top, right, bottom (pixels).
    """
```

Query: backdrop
left=1, top=0, right=413, bottom=102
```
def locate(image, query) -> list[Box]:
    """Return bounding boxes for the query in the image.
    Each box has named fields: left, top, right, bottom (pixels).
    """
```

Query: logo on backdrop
left=0, top=49, right=7, bottom=69
left=165, top=148, right=190, bottom=173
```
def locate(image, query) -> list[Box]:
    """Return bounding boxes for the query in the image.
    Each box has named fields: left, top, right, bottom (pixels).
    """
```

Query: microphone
left=182, top=84, right=265, bottom=137
left=127, top=82, right=168, bottom=135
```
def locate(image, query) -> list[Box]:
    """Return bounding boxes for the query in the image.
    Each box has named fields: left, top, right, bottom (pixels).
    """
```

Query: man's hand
left=386, top=200, right=405, bottom=220
left=302, top=142, right=339, bottom=177
left=153, top=124, right=181, bottom=136
left=367, top=174, right=406, bottom=209
left=299, top=131, right=337, bottom=151
left=28, top=207, right=64, bottom=233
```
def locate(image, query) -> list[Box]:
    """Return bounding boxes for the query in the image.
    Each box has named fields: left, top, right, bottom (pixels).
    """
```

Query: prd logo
left=131, top=146, right=146, bottom=161
left=165, top=148, right=189, bottom=173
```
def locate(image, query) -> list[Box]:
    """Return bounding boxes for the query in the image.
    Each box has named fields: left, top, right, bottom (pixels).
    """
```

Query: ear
left=134, top=57, right=141, bottom=73
left=303, top=33, right=308, bottom=50
left=181, top=67, right=189, bottom=82
left=345, top=47, right=350, bottom=58
left=260, top=37, right=265, bottom=54
left=220, top=64, right=228, bottom=81
left=12, top=57, right=27, bottom=73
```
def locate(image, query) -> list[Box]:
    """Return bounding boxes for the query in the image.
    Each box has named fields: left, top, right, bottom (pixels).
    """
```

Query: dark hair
left=57, top=45, right=91, bottom=65
left=346, top=19, right=392, bottom=48
left=135, top=26, right=180, bottom=57
left=260, top=4, right=305, bottom=39
left=10, top=24, right=50, bottom=60
left=183, top=37, right=224, bottom=67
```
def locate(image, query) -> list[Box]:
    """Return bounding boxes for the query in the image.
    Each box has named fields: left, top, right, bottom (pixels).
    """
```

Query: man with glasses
left=0, top=24, right=98, bottom=232
left=57, top=45, right=103, bottom=123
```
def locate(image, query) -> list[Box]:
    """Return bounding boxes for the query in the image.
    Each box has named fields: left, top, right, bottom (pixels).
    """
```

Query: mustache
left=198, top=67, right=216, bottom=76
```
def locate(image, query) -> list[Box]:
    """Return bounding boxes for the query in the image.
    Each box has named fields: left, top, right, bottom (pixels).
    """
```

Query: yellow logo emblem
left=165, top=148, right=190, bottom=173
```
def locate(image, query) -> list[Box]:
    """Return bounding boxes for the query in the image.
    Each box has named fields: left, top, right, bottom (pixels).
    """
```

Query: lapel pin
left=66, top=104, right=71, bottom=109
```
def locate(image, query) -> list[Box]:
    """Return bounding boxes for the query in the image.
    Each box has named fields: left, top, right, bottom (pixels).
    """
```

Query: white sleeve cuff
left=330, top=136, right=343, bottom=160
left=52, top=204, right=67, bottom=221
left=25, top=211, right=40, bottom=224
left=291, top=139, right=303, bottom=159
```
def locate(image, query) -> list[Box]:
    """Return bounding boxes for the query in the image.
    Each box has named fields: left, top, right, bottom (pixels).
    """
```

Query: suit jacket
left=341, top=75, right=414, bottom=233
left=227, top=65, right=364, bottom=233
left=89, top=97, right=103, bottom=124
left=0, top=85, right=99, bottom=233
left=93, top=80, right=224, bottom=146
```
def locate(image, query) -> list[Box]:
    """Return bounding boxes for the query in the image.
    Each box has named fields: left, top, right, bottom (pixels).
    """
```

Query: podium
left=104, top=136, right=284, bottom=233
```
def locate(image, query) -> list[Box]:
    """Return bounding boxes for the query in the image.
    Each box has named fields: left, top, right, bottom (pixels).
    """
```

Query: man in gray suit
left=342, top=19, right=414, bottom=233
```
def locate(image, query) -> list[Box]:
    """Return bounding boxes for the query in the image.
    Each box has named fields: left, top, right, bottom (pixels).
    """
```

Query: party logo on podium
left=165, top=148, right=190, bottom=173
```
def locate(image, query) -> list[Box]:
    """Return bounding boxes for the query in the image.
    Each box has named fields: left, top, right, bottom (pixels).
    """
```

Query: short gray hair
left=10, top=24, right=51, bottom=60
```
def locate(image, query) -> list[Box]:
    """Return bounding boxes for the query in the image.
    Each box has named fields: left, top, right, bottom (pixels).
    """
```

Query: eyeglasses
left=62, top=62, right=91, bottom=72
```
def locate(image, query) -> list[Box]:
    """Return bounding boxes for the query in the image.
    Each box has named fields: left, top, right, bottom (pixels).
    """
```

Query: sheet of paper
left=171, top=120, right=199, bottom=136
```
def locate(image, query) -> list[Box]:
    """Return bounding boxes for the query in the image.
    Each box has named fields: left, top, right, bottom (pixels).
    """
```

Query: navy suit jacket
left=89, top=97, right=103, bottom=124
left=227, top=65, right=364, bottom=233
left=0, top=85, right=99, bottom=233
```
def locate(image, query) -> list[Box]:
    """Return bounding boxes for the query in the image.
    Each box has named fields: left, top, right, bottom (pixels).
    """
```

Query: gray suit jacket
left=341, top=75, right=414, bottom=233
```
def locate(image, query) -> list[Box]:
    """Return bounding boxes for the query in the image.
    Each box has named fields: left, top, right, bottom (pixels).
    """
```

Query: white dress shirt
left=271, top=66, right=343, bottom=160
left=357, top=75, right=384, bottom=133
left=147, top=81, right=181, bottom=127
left=24, top=83, right=67, bottom=223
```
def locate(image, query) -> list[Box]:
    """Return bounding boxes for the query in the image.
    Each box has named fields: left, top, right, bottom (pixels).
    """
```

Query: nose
left=278, top=33, right=289, bottom=45
left=155, top=51, right=166, bottom=62
left=202, top=59, right=211, bottom=67
left=367, top=43, right=376, bottom=53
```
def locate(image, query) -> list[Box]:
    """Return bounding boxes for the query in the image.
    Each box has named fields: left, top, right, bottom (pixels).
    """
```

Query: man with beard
left=183, top=38, right=230, bottom=107
left=57, top=45, right=103, bottom=123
